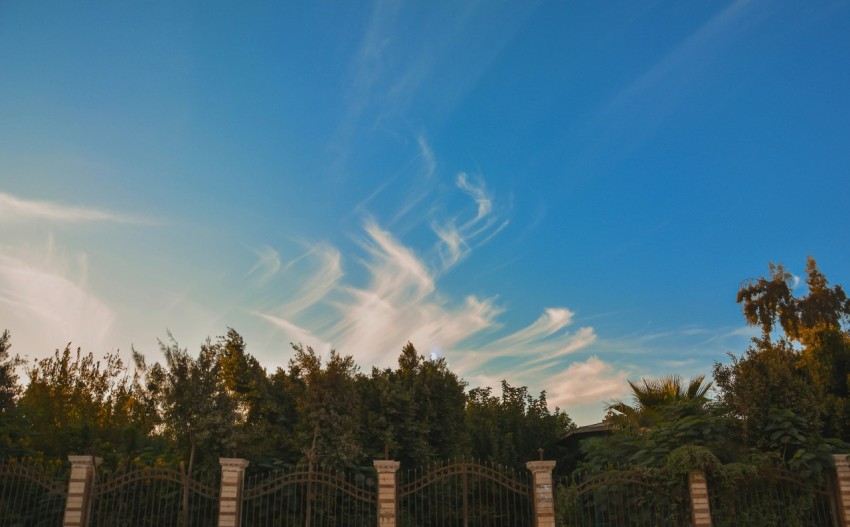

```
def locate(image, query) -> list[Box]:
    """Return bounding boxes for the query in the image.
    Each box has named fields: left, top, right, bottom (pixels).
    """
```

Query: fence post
left=688, top=469, right=712, bottom=527
left=374, top=460, right=400, bottom=527
left=834, top=454, right=850, bottom=527
left=526, top=460, right=556, bottom=527
left=63, top=455, right=101, bottom=527
left=218, top=458, right=249, bottom=527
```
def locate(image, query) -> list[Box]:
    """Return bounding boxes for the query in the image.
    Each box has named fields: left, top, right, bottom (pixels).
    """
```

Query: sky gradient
left=2, top=0, right=849, bottom=424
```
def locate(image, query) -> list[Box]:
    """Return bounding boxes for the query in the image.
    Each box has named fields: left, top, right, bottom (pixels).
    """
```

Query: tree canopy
left=0, top=332, right=572, bottom=472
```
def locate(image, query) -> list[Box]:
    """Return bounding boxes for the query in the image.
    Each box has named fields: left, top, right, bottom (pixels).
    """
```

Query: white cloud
left=253, top=312, right=333, bottom=358
left=418, top=135, right=436, bottom=179
left=430, top=172, right=505, bottom=273
left=253, top=215, right=511, bottom=369
left=603, top=0, right=755, bottom=121
left=253, top=216, right=596, bottom=380
left=467, top=309, right=596, bottom=365
left=456, top=172, right=492, bottom=221
left=495, top=308, right=574, bottom=347
left=246, top=246, right=282, bottom=284
left=329, top=222, right=500, bottom=367
left=547, top=356, right=631, bottom=409
left=0, top=191, right=149, bottom=224
left=433, top=222, right=466, bottom=269
left=361, top=221, right=434, bottom=299
left=251, top=166, right=595, bottom=384
left=0, top=248, right=116, bottom=356
left=277, top=244, right=343, bottom=318
left=527, top=326, right=598, bottom=365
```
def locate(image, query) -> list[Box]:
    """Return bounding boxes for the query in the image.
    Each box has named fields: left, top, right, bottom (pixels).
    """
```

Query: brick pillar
left=63, top=455, right=101, bottom=527
left=218, top=458, right=249, bottom=527
left=526, top=460, right=556, bottom=527
left=688, top=469, right=712, bottom=527
left=834, top=454, right=850, bottom=527
left=374, top=460, right=400, bottom=527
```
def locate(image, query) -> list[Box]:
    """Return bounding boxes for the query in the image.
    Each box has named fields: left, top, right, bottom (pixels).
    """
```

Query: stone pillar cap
left=526, top=460, right=556, bottom=471
left=373, top=460, right=401, bottom=471
left=219, top=458, right=250, bottom=469
left=68, top=455, right=103, bottom=467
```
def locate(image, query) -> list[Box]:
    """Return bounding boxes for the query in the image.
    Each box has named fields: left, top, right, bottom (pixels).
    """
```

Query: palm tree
left=606, top=374, right=713, bottom=432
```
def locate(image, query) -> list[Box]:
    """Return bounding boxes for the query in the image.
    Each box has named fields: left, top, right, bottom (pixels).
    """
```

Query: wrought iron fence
left=398, top=459, right=533, bottom=527
left=555, top=467, right=691, bottom=527
left=90, top=464, right=219, bottom=527
left=241, top=463, right=377, bottom=526
left=708, top=467, right=837, bottom=527
left=0, top=458, right=69, bottom=527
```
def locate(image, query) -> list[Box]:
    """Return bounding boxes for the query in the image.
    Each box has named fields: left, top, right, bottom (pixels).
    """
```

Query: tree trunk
left=179, top=443, right=196, bottom=527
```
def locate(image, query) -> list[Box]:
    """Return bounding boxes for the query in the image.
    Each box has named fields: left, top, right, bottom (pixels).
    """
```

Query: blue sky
left=1, top=0, right=849, bottom=424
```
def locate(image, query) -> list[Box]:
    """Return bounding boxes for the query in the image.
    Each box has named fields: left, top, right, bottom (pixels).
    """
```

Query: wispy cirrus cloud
left=356, top=134, right=438, bottom=223
left=485, top=307, right=576, bottom=351
left=432, top=173, right=509, bottom=272
left=456, top=172, right=492, bottom=221
left=253, top=311, right=333, bottom=357
left=0, top=191, right=151, bottom=224
left=325, top=221, right=502, bottom=367
left=0, top=243, right=116, bottom=355
left=418, top=135, right=436, bottom=180
left=453, top=308, right=597, bottom=382
left=254, top=217, right=593, bottom=381
left=246, top=246, right=282, bottom=284
left=602, top=0, right=757, bottom=120
left=277, top=244, right=344, bottom=320
left=254, top=179, right=512, bottom=367
left=248, top=153, right=599, bottom=409
left=567, top=0, right=762, bottom=176
left=246, top=242, right=344, bottom=322
left=343, top=1, right=542, bottom=124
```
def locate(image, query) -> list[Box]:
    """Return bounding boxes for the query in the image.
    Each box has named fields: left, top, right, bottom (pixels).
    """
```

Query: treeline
left=1, top=257, right=849, bottom=480
left=0, top=332, right=572, bottom=472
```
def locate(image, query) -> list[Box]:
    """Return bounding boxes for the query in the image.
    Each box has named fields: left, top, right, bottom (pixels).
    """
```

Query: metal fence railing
left=2, top=455, right=846, bottom=527
left=707, top=468, right=837, bottom=527
left=90, top=464, right=219, bottom=527
left=0, top=458, right=69, bottom=526
left=555, top=467, right=691, bottom=527
left=398, top=459, right=533, bottom=527
left=241, top=463, right=377, bottom=527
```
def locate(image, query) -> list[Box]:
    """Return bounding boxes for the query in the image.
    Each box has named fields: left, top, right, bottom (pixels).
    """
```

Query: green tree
left=0, top=331, right=21, bottom=413
left=606, top=374, right=713, bottom=432
left=213, top=329, right=300, bottom=465
left=720, top=257, right=850, bottom=441
left=465, top=381, right=573, bottom=468
left=0, top=330, right=24, bottom=456
left=134, top=333, right=239, bottom=473
left=713, top=337, right=822, bottom=447
left=583, top=375, right=731, bottom=470
left=17, top=345, right=143, bottom=462
left=285, top=344, right=364, bottom=467
left=399, top=343, right=467, bottom=462
left=358, top=343, right=469, bottom=467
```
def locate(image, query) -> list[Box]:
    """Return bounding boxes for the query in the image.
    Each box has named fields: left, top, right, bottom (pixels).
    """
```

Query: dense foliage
left=0, top=331, right=572, bottom=472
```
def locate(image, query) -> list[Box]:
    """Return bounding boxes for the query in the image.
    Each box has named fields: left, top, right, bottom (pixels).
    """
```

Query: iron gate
left=398, top=460, right=533, bottom=527
left=555, top=468, right=691, bottom=527
left=708, top=468, right=838, bottom=527
left=91, top=465, right=220, bottom=526
left=240, top=464, right=377, bottom=526
left=0, top=459, right=69, bottom=526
